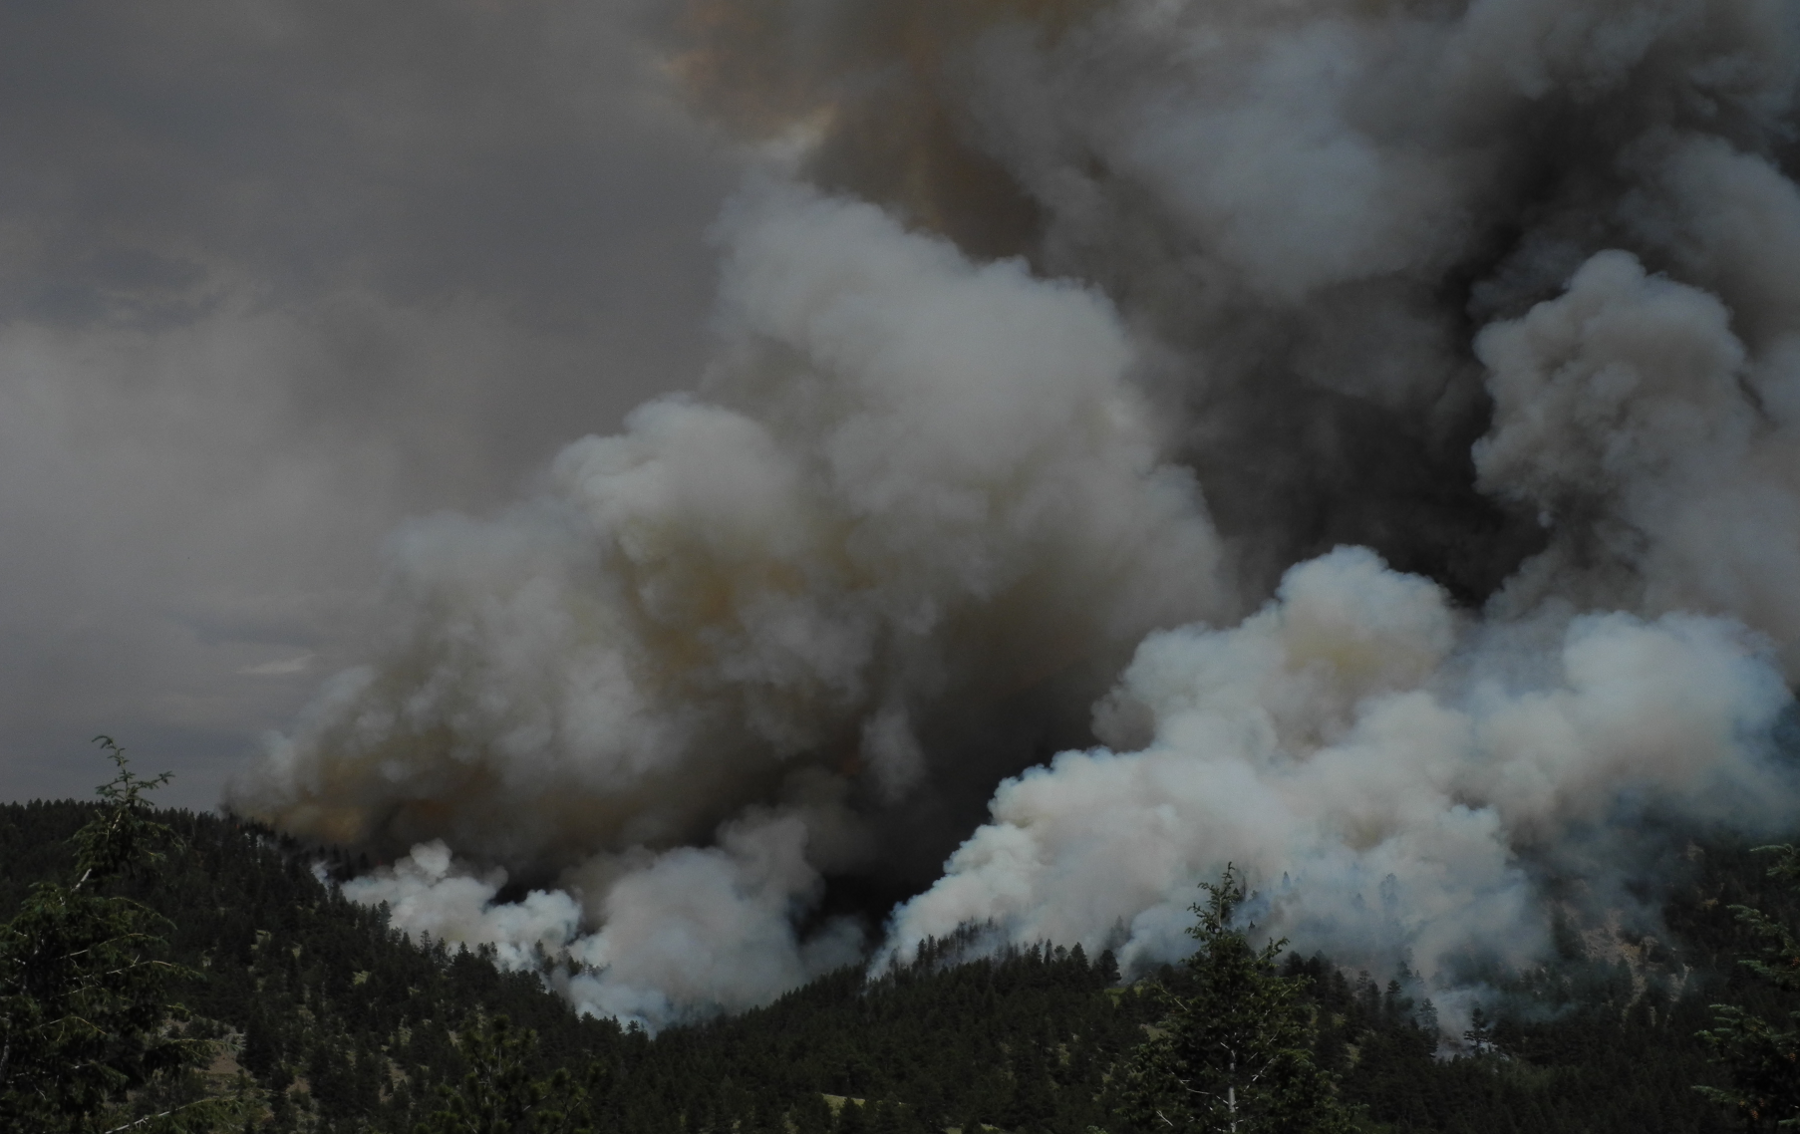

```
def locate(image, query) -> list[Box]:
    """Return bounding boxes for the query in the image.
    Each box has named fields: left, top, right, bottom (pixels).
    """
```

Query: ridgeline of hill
left=3, top=799, right=1796, bottom=1133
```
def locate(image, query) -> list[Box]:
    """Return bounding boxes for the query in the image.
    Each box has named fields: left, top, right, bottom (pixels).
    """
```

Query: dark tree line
left=5, top=754, right=1800, bottom=1132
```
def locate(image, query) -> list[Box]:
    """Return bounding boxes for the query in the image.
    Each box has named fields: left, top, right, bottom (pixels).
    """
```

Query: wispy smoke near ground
left=234, top=0, right=1800, bottom=1028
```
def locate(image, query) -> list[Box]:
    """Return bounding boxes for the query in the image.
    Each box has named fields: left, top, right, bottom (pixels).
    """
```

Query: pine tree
left=416, top=1012, right=594, bottom=1134
left=794, top=1091, right=835, bottom=1134
left=1114, top=866, right=1354, bottom=1134
left=869, top=1097, right=904, bottom=1134
left=1005, top=1025, right=1057, bottom=1131
left=1698, top=844, right=1800, bottom=1130
left=0, top=738, right=241, bottom=1132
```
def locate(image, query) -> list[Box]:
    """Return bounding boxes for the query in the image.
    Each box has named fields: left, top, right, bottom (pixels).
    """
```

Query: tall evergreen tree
left=0, top=739, right=239, bottom=1132
left=416, top=1012, right=593, bottom=1134
left=837, top=1097, right=870, bottom=1134
left=793, top=1090, right=835, bottom=1134
left=1698, top=843, right=1800, bottom=1130
left=1114, top=866, right=1353, bottom=1134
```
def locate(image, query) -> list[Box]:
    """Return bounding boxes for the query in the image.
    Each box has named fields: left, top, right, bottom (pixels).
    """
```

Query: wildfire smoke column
left=234, top=0, right=1800, bottom=1029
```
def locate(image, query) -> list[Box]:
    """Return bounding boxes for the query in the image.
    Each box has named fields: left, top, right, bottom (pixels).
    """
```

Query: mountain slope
left=3, top=799, right=1790, bottom=1132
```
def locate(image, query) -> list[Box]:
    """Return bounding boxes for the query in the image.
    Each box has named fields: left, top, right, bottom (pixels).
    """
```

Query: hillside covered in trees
left=3, top=787, right=1799, bottom=1132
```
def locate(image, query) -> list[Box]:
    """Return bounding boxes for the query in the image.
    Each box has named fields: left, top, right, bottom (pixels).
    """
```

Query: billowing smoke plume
left=884, top=547, right=1794, bottom=986
left=234, top=179, right=1226, bottom=1022
left=233, top=0, right=1800, bottom=1027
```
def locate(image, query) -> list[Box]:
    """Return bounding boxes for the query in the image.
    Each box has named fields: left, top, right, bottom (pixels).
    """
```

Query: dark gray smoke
left=235, top=0, right=1800, bottom=1029
left=0, top=0, right=729, bottom=806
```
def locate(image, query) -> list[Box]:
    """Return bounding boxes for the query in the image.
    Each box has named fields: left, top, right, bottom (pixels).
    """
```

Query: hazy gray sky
left=0, top=0, right=735, bottom=807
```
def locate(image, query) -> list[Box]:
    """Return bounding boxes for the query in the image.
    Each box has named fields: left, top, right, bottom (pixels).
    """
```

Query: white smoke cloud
left=1480, top=241, right=1800, bottom=676
left=563, top=811, right=864, bottom=1027
left=883, top=547, right=1794, bottom=984
left=231, top=179, right=1224, bottom=861
left=342, top=841, right=584, bottom=971
left=234, top=0, right=1800, bottom=1029
left=232, top=176, right=1228, bottom=1025
left=342, top=811, right=861, bottom=1030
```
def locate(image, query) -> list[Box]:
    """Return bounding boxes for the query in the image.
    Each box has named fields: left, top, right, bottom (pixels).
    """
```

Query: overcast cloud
left=0, top=0, right=733, bottom=806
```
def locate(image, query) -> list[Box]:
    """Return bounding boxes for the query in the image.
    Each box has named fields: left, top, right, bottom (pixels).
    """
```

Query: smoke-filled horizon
left=225, top=0, right=1800, bottom=1029
left=0, top=0, right=733, bottom=809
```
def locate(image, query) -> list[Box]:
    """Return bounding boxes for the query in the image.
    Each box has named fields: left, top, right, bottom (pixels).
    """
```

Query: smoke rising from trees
left=232, top=0, right=1800, bottom=1028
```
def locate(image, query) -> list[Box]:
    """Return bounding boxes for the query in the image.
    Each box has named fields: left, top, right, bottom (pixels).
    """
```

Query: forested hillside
left=3, top=797, right=1796, bottom=1132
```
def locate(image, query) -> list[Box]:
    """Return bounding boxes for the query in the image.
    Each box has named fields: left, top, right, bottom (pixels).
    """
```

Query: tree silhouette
left=1115, top=866, right=1353, bottom=1134
left=1699, top=843, right=1800, bottom=1130
left=0, top=738, right=241, bottom=1132
left=417, top=1012, right=596, bottom=1134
